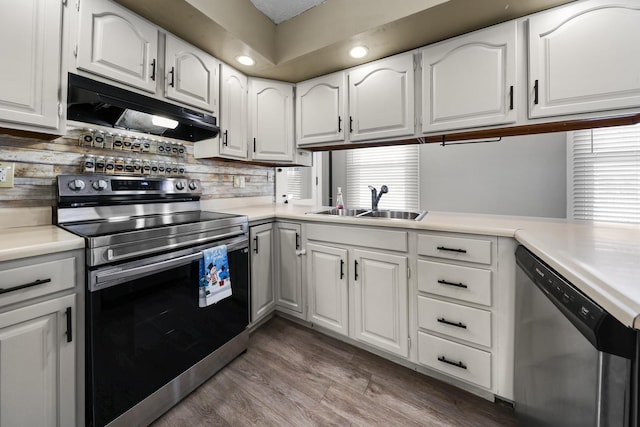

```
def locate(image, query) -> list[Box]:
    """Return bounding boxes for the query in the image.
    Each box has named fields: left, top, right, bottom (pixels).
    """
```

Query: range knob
left=188, top=181, right=198, bottom=191
left=175, top=181, right=185, bottom=191
left=92, top=179, right=108, bottom=191
left=67, top=179, right=85, bottom=191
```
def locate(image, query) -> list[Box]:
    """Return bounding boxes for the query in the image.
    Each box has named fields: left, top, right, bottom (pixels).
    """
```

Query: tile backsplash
left=0, top=130, right=274, bottom=208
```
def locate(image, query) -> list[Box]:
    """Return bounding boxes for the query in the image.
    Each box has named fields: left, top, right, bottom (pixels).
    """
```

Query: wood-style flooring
left=152, top=316, right=516, bottom=426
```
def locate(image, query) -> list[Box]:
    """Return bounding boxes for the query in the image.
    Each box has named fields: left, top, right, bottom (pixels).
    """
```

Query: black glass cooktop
left=60, top=211, right=241, bottom=238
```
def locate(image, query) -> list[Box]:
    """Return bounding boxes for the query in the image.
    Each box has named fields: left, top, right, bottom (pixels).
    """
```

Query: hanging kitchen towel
left=198, top=245, right=232, bottom=307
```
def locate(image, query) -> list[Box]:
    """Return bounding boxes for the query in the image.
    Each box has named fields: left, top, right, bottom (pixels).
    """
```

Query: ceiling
left=114, top=0, right=576, bottom=83
left=249, top=0, right=327, bottom=24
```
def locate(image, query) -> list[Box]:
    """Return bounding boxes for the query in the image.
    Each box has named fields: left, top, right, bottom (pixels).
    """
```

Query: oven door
left=86, top=239, right=249, bottom=427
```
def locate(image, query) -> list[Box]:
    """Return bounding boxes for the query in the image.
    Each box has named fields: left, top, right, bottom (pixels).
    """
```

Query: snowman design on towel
left=199, top=245, right=232, bottom=307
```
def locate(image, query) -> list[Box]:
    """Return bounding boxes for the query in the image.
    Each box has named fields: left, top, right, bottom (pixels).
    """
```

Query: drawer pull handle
left=436, top=246, right=467, bottom=254
left=437, top=317, right=467, bottom=329
left=438, top=356, right=467, bottom=370
left=0, top=278, right=52, bottom=295
left=437, top=279, right=468, bottom=289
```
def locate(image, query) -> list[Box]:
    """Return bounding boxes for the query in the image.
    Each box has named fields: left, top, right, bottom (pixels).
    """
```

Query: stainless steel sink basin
left=309, top=208, right=369, bottom=216
left=359, top=210, right=427, bottom=221
left=307, top=208, right=427, bottom=221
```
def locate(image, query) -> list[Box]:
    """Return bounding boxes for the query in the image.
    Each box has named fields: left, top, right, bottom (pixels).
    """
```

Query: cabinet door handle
left=437, top=279, right=468, bottom=289
left=340, top=259, right=345, bottom=279
left=354, top=260, right=359, bottom=280
left=295, top=232, right=300, bottom=250
left=509, top=85, right=514, bottom=110
left=65, top=307, right=73, bottom=343
left=437, top=317, right=467, bottom=329
left=253, top=236, right=259, bottom=253
left=150, top=59, right=156, bottom=81
left=338, top=116, right=342, bottom=133
left=253, top=138, right=256, bottom=152
left=438, top=356, right=467, bottom=370
left=169, top=67, right=175, bottom=88
left=0, top=278, right=51, bottom=295
left=223, top=130, right=228, bottom=146
left=436, top=246, right=467, bottom=254
left=349, top=116, right=353, bottom=133
left=533, top=79, right=539, bottom=105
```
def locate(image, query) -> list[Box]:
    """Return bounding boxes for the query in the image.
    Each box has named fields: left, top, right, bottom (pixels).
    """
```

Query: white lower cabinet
left=353, top=249, right=409, bottom=357
left=307, top=243, right=348, bottom=335
left=275, top=222, right=304, bottom=318
left=250, top=223, right=275, bottom=324
left=305, top=223, right=409, bottom=358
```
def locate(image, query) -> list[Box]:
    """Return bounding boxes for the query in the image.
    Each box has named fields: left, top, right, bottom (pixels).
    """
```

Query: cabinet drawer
left=418, top=332, right=491, bottom=389
left=0, top=258, right=75, bottom=307
left=418, top=234, right=492, bottom=265
left=418, top=296, right=491, bottom=347
left=306, top=224, right=407, bottom=252
left=417, top=260, right=492, bottom=306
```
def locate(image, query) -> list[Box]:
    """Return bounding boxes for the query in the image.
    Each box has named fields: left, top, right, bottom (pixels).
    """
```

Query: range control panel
left=57, top=174, right=201, bottom=199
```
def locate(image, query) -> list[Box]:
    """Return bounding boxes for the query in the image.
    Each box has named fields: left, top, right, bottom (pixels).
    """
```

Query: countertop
left=212, top=203, right=640, bottom=330
left=0, top=225, right=85, bottom=262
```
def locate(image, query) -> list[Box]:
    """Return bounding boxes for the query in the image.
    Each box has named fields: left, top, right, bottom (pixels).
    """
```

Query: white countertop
left=3, top=202, right=640, bottom=330
left=211, top=203, right=640, bottom=330
left=0, top=225, right=85, bottom=262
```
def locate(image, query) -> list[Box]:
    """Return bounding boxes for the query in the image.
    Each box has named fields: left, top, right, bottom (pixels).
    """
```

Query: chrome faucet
left=368, top=185, right=388, bottom=211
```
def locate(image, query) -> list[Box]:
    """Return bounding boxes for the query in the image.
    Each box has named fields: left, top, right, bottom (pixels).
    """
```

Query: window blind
left=569, top=124, right=640, bottom=223
left=346, top=145, right=420, bottom=210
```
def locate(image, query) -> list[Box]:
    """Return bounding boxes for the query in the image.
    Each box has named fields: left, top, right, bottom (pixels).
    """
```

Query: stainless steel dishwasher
left=515, top=246, right=639, bottom=427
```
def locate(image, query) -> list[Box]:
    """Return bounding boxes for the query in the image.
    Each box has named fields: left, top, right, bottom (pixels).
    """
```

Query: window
left=569, top=124, right=640, bottom=223
left=346, top=145, right=420, bottom=210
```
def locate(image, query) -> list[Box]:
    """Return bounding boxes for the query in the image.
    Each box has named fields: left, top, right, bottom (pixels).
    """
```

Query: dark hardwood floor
left=152, top=316, right=516, bottom=426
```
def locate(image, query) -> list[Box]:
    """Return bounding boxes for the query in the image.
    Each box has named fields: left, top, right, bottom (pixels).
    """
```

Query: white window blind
left=285, top=167, right=311, bottom=200
left=569, top=124, right=640, bottom=223
left=346, top=145, right=420, bottom=210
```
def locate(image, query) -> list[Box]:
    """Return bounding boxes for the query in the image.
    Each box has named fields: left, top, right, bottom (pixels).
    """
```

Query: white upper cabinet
left=164, top=33, right=219, bottom=113
left=77, top=0, right=158, bottom=93
left=249, top=78, right=294, bottom=162
left=348, top=53, right=415, bottom=142
left=529, top=0, right=640, bottom=118
left=219, top=64, right=248, bottom=159
left=0, top=0, right=63, bottom=131
left=296, top=72, right=347, bottom=146
left=421, top=21, right=517, bottom=133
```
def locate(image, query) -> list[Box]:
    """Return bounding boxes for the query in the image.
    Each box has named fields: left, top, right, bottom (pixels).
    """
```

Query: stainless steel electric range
left=56, top=174, right=250, bottom=427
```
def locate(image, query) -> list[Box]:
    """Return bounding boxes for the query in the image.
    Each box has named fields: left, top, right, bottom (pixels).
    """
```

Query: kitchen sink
left=307, top=208, right=427, bottom=221
left=310, top=208, right=369, bottom=216
left=358, top=210, right=427, bottom=221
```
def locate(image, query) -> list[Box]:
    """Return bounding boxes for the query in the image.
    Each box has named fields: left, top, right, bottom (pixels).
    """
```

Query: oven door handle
left=94, top=251, right=204, bottom=288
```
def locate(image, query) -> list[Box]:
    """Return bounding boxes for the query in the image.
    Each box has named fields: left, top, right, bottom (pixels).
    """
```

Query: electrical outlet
left=267, top=171, right=274, bottom=182
left=233, top=176, right=246, bottom=188
left=0, top=162, right=15, bottom=188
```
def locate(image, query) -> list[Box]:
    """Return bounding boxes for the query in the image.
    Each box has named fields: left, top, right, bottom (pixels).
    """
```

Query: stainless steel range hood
left=66, top=74, right=219, bottom=142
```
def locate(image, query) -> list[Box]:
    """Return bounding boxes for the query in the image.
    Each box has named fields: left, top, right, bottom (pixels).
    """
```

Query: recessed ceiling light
left=349, top=46, right=369, bottom=59
left=236, top=55, right=255, bottom=66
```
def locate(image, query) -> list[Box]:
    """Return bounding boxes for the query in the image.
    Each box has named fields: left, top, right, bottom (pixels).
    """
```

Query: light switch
left=0, top=162, right=15, bottom=188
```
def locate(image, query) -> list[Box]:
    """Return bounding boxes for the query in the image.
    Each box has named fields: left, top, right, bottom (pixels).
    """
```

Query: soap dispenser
left=336, top=187, right=344, bottom=209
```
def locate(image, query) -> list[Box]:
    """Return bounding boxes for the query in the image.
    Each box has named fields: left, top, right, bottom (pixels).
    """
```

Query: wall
left=0, top=130, right=274, bottom=209
left=332, top=132, right=567, bottom=218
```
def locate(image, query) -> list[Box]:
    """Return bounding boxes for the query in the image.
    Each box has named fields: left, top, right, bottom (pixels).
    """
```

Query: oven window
left=87, top=249, right=248, bottom=427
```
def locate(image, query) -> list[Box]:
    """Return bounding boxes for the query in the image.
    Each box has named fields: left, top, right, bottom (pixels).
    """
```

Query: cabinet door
left=296, top=72, right=346, bottom=146
left=352, top=249, right=408, bottom=357
left=250, top=224, right=275, bottom=323
left=275, top=223, right=303, bottom=315
left=0, top=294, right=75, bottom=427
left=0, top=0, right=62, bottom=130
left=77, top=0, right=158, bottom=93
left=307, top=243, right=348, bottom=335
left=529, top=0, right=640, bottom=118
left=348, top=54, right=415, bottom=142
left=165, top=34, right=219, bottom=113
left=421, top=21, right=517, bottom=133
left=249, top=79, right=294, bottom=162
left=219, top=64, right=248, bottom=159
